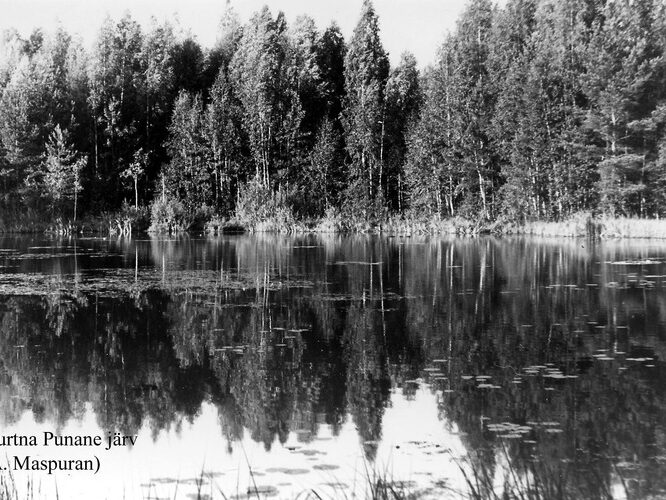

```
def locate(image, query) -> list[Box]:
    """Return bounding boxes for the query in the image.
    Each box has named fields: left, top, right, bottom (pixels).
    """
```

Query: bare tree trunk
left=477, top=167, right=487, bottom=217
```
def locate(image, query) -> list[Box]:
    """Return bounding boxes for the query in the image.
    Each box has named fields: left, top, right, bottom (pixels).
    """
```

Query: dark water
left=0, top=234, right=666, bottom=499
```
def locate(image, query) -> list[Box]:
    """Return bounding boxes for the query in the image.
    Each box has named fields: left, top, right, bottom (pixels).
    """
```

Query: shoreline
left=1, top=215, right=666, bottom=239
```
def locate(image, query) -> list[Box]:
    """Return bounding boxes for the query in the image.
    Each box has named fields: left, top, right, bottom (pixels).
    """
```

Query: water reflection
left=1, top=235, right=666, bottom=498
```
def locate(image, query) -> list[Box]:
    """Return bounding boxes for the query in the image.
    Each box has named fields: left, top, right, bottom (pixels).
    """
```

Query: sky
left=0, top=0, right=502, bottom=67
left=2, top=390, right=469, bottom=499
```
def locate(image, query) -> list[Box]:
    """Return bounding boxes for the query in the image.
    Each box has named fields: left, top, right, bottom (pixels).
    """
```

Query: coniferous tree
left=316, top=23, right=346, bottom=123
left=315, top=23, right=346, bottom=204
left=585, top=0, right=666, bottom=216
left=163, top=91, right=210, bottom=212
left=384, top=52, right=421, bottom=213
left=203, top=6, right=243, bottom=91
left=342, top=0, right=390, bottom=221
left=171, top=38, right=205, bottom=94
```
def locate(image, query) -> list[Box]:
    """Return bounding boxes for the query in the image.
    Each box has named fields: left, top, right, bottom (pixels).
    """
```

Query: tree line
left=1, top=0, right=666, bottom=229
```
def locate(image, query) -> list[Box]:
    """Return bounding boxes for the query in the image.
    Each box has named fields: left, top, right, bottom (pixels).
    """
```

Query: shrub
left=235, top=177, right=295, bottom=232
left=148, top=197, right=187, bottom=233
left=314, top=206, right=346, bottom=232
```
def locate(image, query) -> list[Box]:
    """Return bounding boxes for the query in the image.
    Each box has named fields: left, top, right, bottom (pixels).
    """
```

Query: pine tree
left=585, top=0, right=666, bottom=216
left=316, top=23, right=346, bottom=123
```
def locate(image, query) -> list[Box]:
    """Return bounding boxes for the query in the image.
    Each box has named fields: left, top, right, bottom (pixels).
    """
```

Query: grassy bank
left=500, top=214, right=666, bottom=238
left=0, top=206, right=150, bottom=236
left=206, top=212, right=666, bottom=239
left=3, top=208, right=666, bottom=239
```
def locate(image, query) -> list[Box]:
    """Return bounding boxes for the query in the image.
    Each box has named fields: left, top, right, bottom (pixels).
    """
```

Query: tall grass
left=499, top=212, right=597, bottom=237
left=451, top=445, right=622, bottom=500
left=379, top=215, right=481, bottom=236
left=0, top=449, right=621, bottom=500
left=136, top=458, right=422, bottom=500
left=500, top=213, right=666, bottom=238
left=0, top=208, right=51, bottom=234
left=0, top=465, right=45, bottom=500
left=598, top=216, right=666, bottom=238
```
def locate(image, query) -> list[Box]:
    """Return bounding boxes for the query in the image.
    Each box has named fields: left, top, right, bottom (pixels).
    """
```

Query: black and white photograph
left=0, top=0, right=665, bottom=498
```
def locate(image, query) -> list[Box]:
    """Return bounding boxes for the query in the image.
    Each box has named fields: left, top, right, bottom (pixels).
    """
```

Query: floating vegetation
left=476, top=383, right=500, bottom=389
left=486, top=422, right=533, bottom=441
left=245, top=485, right=279, bottom=497
left=0, top=267, right=316, bottom=299
left=312, top=464, right=340, bottom=471
left=264, top=467, right=309, bottom=475
left=608, top=259, right=662, bottom=265
left=330, top=261, right=383, bottom=266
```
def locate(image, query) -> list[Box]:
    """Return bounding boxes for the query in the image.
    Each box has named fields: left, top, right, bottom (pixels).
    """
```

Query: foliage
left=42, top=125, right=86, bottom=220
left=341, top=0, right=390, bottom=222
left=235, top=176, right=295, bottom=232
left=119, top=148, right=146, bottom=210
left=149, top=195, right=187, bottom=233
left=2, top=1, right=666, bottom=230
left=163, top=91, right=211, bottom=213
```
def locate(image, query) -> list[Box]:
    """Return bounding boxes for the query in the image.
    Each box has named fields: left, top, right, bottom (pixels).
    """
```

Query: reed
left=598, top=217, right=666, bottom=238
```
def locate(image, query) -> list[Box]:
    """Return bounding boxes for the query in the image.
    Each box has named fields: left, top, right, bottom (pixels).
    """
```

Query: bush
left=314, top=206, right=346, bottom=232
left=235, top=177, right=295, bottom=232
left=148, top=197, right=187, bottom=233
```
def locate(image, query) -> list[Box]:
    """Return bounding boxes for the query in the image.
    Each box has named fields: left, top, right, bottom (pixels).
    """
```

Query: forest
left=1, top=0, right=665, bottom=233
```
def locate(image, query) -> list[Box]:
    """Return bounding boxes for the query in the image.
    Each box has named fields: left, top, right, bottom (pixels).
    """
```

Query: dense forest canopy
left=1, top=0, right=666, bottom=229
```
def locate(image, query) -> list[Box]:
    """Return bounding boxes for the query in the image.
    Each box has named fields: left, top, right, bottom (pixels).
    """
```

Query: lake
left=0, top=234, right=665, bottom=499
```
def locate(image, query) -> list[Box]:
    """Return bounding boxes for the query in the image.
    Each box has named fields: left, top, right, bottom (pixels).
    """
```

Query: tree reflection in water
left=0, top=234, right=665, bottom=497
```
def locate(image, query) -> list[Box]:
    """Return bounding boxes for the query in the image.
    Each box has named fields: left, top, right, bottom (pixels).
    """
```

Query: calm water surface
left=0, top=234, right=665, bottom=499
